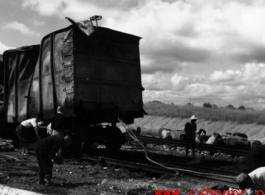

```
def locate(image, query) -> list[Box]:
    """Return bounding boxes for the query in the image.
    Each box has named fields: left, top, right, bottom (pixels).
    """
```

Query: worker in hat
left=184, top=115, right=197, bottom=161
left=236, top=167, right=265, bottom=192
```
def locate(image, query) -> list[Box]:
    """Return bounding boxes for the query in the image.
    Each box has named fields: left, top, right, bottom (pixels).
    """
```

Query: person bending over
left=35, top=135, right=72, bottom=185
left=16, top=114, right=43, bottom=155
left=236, top=167, right=265, bottom=193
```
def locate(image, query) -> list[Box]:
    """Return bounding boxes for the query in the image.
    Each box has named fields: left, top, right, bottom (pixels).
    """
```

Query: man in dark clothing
left=35, top=135, right=72, bottom=185
left=242, top=141, right=265, bottom=172
left=184, top=115, right=197, bottom=160
left=51, top=106, right=67, bottom=136
left=51, top=106, right=68, bottom=158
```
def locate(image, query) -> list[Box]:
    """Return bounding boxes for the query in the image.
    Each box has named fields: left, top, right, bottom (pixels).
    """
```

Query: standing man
left=51, top=106, right=68, bottom=158
left=35, top=135, right=72, bottom=185
left=16, top=114, right=43, bottom=155
left=184, top=115, right=197, bottom=160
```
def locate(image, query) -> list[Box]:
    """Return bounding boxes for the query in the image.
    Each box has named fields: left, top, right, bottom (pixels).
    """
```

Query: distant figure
left=136, top=127, right=141, bottom=135
left=16, top=114, right=43, bottom=155
left=236, top=167, right=265, bottom=192
left=206, top=132, right=221, bottom=145
left=35, top=135, right=72, bottom=185
left=184, top=115, right=197, bottom=159
left=195, top=129, right=206, bottom=143
left=131, top=127, right=141, bottom=136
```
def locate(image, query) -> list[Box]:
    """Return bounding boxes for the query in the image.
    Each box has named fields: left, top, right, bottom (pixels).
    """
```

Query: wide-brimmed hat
left=190, top=115, right=197, bottom=120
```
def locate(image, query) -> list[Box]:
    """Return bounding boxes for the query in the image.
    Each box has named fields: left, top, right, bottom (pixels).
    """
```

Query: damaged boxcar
left=0, top=54, right=3, bottom=116
left=1, top=17, right=145, bottom=151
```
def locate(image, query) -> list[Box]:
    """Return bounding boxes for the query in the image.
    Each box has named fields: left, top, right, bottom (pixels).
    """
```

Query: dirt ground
left=0, top=141, right=241, bottom=195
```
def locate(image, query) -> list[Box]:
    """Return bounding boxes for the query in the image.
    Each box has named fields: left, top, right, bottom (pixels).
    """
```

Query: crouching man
left=35, top=135, right=72, bottom=185
left=236, top=167, right=265, bottom=194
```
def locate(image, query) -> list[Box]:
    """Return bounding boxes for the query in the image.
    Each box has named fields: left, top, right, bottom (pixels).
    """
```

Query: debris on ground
left=0, top=143, right=241, bottom=195
left=0, top=138, right=15, bottom=152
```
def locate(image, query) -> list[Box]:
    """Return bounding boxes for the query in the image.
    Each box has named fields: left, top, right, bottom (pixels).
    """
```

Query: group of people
left=15, top=110, right=265, bottom=190
left=16, top=106, right=72, bottom=185
left=184, top=115, right=265, bottom=193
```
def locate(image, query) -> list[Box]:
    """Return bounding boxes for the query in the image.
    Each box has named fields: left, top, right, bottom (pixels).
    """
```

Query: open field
left=144, top=101, right=265, bottom=124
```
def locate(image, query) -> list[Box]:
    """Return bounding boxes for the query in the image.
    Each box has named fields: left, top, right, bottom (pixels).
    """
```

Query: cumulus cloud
left=142, top=73, right=173, bottom=91
left=22, top=0, right=265, bottom=65
left=32, top=19, right=44, bottom=26
left=4, top=21, right=40, bottom=36
left=22, top=0, right=144, bottom=14
left=22, top=0, right=68, bottom=16
left=243, top=63, right=265, bottom=83
left=20, top=0, right=265, bottom=109
left=144, top=61, right=265, bottom=109
left=0, top=42, right=13, bottom=54
left=22, top=0, right=142, bottom=21
left=209, top=70, right=242, bottom=83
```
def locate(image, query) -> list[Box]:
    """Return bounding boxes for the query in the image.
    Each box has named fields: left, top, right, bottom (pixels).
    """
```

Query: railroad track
left=119, top=147, right=238, bottom=171
left=143, top=157, right=238, bottom=175
left=84, top=154, right=239, bottom=189
left=125, top=134, right=250, bottom=156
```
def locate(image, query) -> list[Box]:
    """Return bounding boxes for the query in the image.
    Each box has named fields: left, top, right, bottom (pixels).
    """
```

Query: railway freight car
left=1, top=17, right=145, bottom=151
left=0, top=54, right=3, bottom=86
left=0, top=54, right=5, bottom=123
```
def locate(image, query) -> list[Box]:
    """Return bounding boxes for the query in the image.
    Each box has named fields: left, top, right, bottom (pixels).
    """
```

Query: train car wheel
left=106, top=143, right=122, bottom=152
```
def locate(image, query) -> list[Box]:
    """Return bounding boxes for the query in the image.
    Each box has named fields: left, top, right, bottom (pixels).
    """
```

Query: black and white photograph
left=0, top=0, right=265, bottom=194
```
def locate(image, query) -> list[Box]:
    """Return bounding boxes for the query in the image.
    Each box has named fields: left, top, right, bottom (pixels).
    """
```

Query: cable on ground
left=118, top=119, right=237, bottom=180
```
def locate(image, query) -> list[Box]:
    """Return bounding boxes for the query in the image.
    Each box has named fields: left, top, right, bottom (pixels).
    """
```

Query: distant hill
left=145, top=100, right=163, bottom=105
left=226, top=104, right=235, bottom=110
left=246, top=107, right=255, bottom=111
left=143, top=101, right=265, bottom=124
left=132, top=115, right=265, bottom=144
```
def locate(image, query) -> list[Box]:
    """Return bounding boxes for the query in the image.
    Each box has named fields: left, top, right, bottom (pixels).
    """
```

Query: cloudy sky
left=1, top=0, right=265, bottom=109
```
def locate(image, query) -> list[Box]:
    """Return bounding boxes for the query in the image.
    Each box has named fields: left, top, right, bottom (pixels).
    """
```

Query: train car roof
left=3, top=45, right=40, bottom=54
left=42, top=25, right=141, bottom=45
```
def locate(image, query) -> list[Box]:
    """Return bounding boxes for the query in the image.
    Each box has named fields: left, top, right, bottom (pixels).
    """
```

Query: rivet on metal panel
left=63, top=86, right=74, bottom=95
left=61, top=74, right=74, bottom=83
left=61, top=38, right=73, bottom=43
left=62, top=29, right=73, bottom=43
left=62, top=60, right=73, bottom=68
left=61, top=48, right=73, bottom=55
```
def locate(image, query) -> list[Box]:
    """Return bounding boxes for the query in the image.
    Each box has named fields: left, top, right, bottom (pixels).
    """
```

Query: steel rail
left=125, top=134, right=250, bottom=156
left=85, top=155, right=239, bottom=189
left=142, top=157, right=238, bottom=176
left=120, top=147, right=239, bottom=175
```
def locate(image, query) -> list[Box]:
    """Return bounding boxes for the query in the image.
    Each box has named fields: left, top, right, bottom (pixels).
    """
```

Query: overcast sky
left=1, top=0, right=265, bottom=109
